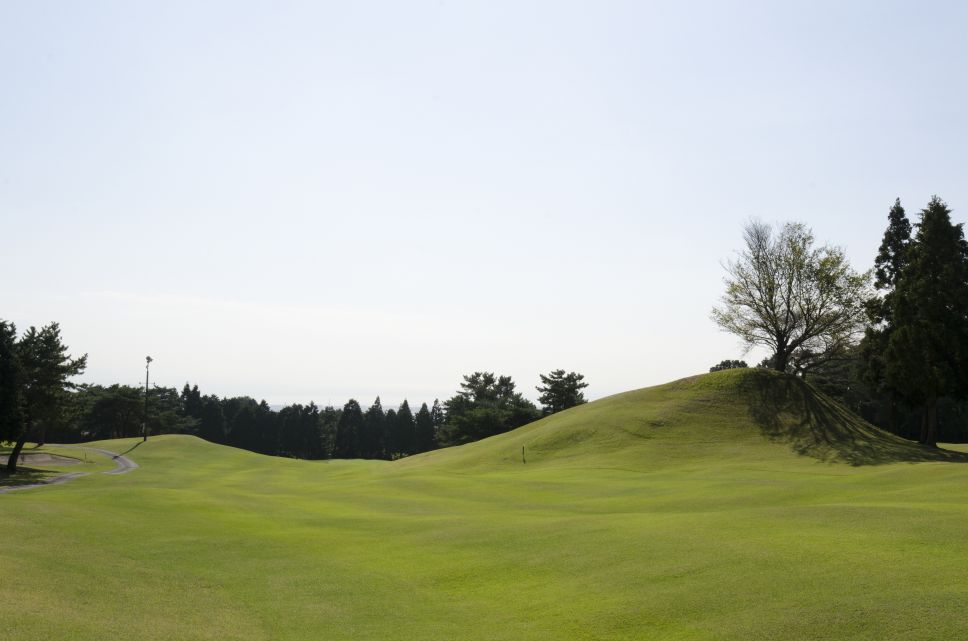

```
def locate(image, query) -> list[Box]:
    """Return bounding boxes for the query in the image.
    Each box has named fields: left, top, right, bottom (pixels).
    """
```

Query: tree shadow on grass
left=0, top=467, right=57, bottom=488
left=740, top=370, right=968, bottom=466
left=116, top=441, right=143, bottom=458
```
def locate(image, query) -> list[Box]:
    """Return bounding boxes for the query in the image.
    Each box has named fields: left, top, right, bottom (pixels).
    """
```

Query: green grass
left=3, top=368, right=968, bottom=640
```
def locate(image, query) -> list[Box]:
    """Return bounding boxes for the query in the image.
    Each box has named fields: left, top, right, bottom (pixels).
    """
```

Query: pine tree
left=334, top=399, right=363, bottom=458
left=360, top=397, right=386, bottom=459
left=536, top=369, right=589, bottom=415
left=860, top=199, right=913, bottom=432
left=414, top=402, right=436, bottom=453
left=884, top=196, right=968, bottom=446
left=395, top=400, right=415, bottom=456
left=7, top=322, right=87, bottom=472
left=198, top=395, right=226, bottom=444
left=430, top=399, right=445, bottom=432
left=874, top=198, right=913, bottom=290
left=0, top=320, right=22, bottom=447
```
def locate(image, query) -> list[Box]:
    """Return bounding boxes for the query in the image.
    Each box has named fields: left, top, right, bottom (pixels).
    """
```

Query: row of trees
left=713, top=196, right=968, bottom=446
left=1, top=326, right=590, bottom=467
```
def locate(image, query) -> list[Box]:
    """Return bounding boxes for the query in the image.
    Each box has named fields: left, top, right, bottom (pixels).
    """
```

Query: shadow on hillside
left=740, top=372, right=968, bottom=466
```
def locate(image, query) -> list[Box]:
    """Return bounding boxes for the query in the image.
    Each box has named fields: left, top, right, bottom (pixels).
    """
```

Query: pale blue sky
left=3, top=1, right=967, bottom=406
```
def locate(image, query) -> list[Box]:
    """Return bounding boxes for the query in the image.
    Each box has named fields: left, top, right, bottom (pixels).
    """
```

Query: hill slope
left=3, top=370, right=968, bottom=640
left=403, top=368, right=961, bottom=471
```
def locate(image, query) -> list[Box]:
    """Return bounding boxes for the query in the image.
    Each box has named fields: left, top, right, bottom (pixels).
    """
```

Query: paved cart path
left=0, top=444, right=138, bottom=494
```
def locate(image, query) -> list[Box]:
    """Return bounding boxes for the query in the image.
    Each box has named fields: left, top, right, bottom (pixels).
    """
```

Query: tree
left=334, top=399, right=363, bottom=458
left=536, top=369, right=588, bottom=415
left=709, top=359, right=748, bottom=372
left=7, top=323, right=87, bottom=473
left=360, top=397, right=386, bottom=459
left=860, top=198, right=913, bottom=432
left=430, top=399, right=445, bottom=432
left=874, top=198, right=913, bottom=291
left=712, top=220, right=871, bottom=375
left=414, top=402, right=436, bottom=453
left=0, top=321, right=22, bottom=448
left=439, top=372, right=539, bottom=446
left=180, top=384, right=203, bottom=420
left=883, top=197, right=968, bottom=446
left=198, top=395, right=227, bottom=444
left=394, top=400, right=415, bottom=456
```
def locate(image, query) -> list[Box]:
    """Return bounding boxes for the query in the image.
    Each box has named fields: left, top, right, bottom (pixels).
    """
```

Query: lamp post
left=143, top=356, right=153, bottom=441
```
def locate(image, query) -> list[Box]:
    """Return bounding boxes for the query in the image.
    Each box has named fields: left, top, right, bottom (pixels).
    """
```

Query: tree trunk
left=924, top=396, right=939, bottom=448
left=918, top=407, right=929, bottom=444
left=6, top=434, right=27, bottom=473
left=773, top=349, right=789, bottom=373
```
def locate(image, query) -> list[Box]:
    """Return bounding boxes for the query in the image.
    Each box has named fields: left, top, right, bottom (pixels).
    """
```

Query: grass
left=3, top=368, right=968, bottom=640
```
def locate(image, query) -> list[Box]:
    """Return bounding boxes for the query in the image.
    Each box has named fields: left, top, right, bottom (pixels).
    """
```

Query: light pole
left=143, top=356, right=153, bottom=442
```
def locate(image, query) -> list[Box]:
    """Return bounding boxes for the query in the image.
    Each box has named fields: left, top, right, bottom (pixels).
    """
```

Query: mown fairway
left=3, top=369, right=968, bottom=640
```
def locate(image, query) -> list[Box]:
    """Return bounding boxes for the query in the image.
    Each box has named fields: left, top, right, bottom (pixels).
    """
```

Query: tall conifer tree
left=334, top=399, right=363, bottom=458
left=414, top=402, right=436, bottom=453
left=884, top=197, right=968, bottom=446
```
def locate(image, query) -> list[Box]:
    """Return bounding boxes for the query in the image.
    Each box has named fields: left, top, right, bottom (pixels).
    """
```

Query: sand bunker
left=0, top=452, right=81, bottom=466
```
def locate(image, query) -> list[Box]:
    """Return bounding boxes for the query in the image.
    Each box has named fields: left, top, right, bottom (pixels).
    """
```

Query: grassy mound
left=404, top=368, right=961, bottom=471
left=4, top=371, right=968, bottom=640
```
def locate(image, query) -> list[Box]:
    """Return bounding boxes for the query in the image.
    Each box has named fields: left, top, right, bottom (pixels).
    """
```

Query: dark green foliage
left=180, top=384, right=203, bottom=420
left=709, top=360, right=748, bottom=373
left=277, top=402, right=323, bottom=459
left=75, top=384, right=145, bottom=440
left=223, top=397, right=277, bottom=454
left=883, top=197, right=968, bottom=445
left=360, top=397, right=386, bottom=459
left=414, top=402, right=436, bottom=453
left=198, top=395, right=227, bottom=444
left=334, top=399, right=363, bottom=458
left=394, top=400, right=415, bottom=456
left=439, top=372, right=539, bottom=446
left=0, top=320, right=22, bottom=444
left=431, top=399, right=444, bottom=431
left=874, top=198, right=913, bottom=291
left=536, top=369, right=589, bottom=415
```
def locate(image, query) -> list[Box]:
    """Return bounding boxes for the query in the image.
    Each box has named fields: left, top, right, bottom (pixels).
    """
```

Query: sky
left=2, top=1, right=967, bottom=407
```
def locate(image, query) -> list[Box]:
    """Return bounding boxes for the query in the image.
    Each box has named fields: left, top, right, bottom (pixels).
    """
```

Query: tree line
left=713, top=196, right=968, bottom=446
left=0, top=322, right=589, bottom=471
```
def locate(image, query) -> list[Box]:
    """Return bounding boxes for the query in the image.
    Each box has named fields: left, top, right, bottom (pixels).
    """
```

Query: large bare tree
left=712, top=221, right=871, bottom=375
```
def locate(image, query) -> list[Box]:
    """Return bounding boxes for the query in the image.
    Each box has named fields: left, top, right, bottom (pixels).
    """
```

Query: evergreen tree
left=318, top=405, right=340, bottom=458
left=180, top=383, right=203, bottom=419
left=7, top=323, right=87, bottom=472
left=874, top=198, right=913, bottom=290
left=198, top=395, right=226, bottom=444
left=334, top=399, right=363, bottom=458
left=395, top=400, right=415, bottom=456
left=384, top=407, right=398, bottom=453
left=536, top=369, right=589, bottom=415
left=884, top=197, right=968, bottom=446
left=709, top=360, right=748, bottom=372
left=860, top=198, right=913, bottom=431
left=360, top=397, right=386, bottom=459
left=0, top=320, right=22, bottom=447
left=439, top=372, right=539, bottom=446
left=414, top=402, right=436, bottom=453
left=430, top=399, right=445, bottom=432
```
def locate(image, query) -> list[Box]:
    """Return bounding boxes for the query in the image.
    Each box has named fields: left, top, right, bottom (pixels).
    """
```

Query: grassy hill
left=3, top=369, right=968, bottom=640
